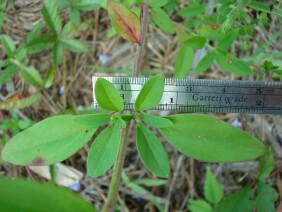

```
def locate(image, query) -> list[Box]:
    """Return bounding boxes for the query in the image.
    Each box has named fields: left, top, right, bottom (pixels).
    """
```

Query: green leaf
left=218, top=29, right=239, bottom=49
left=20, top=66, right=44, bottom=88
left=73, top=114, right=111, bottom=127
left=249, top=2, right=270, bottom=12
left=44, top=66, right=56, bottom=88
left=95, top=78, right=124, bottom=111
left=197, top=25, right=224, bottom=41
left=255, top=181, right=278, bottom=212
left=27, top=34, right=56, bottom=47
left=159, top=114, right=265, bottom=162
left=258, top=146, right=275, bottom=180
left=0, top=65, right=17, bottom=86
left=1, top=35, right=15, bottom=58
left=26, top=23, right=53, bottom=54
left=215, top=187, right=254, bottom=212
left=133, top=178, right=167, bottom=186
left=188, top=199, right=213, bottom=212
left=87, top=123, right=120, bottom=178
left=194, top=52, right=215, bottom=74
left=134, top=76, right=164, bottom=111
left=108, top=0, right=141, bottom=44
left=184, top=36, right=206, bottom=49
left=15, top=46, right=27, bottom=62
left=204, top=166, right=224, bottom=204
left=151, top=8, right=175, bottom=34
left=173, top=22, right=190, bottom=42
left=60, top=22, right=74, bottom=36
left=53, top=42, right=63, bottom=66
left=56, top=0, right=70, bottom=9
left=215, top=48, right=252, bottom=75
left=0, top=0, right=7, bottom=30
left=119, top=114, right=134, bottom=122
left=122, top=172, right=165, bottom=212
left=42, top=0, right=62, bottom=34
left=136, top=124, right=170, bottom=178
left=2, top=115, right=96, bottom=166
left=70, top=9, right=80, bottom=25
left=149, top=0, right=168, bottom=8
left=121, top=0, right=135, bottom=7
left=141, top=113, right=173, bottom=128
left=26, top=23, right=44, bottom=43
left=179, top=5, right=206, bottom=18
left=76, top=0, right=100, bottom=11
left=61, top=38, right=89, bottom=53
left=0, top=178, right=95, bottom=212
left=174, top=45, right=194, bottom=78
left=0, top=60, right=10, bottom=68
left=18, top=119, right=34, bottom=130
left=0, top=93, right=41, bottom=110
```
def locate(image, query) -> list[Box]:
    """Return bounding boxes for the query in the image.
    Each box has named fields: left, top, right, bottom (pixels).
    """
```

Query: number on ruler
left=186, top=86, right=193, bottom=92
left=256, top=88, right=262, bottom=94
left=256, top=100, right=263, bottom=106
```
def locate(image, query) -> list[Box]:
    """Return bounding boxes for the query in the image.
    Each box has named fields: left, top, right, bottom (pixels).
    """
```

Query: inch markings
left=93, top=77, right=282, bottom=115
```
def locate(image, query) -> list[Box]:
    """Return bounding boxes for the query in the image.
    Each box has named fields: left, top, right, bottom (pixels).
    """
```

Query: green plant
left=56, top=0, right=100, bottom=25
left=2, top=74, right=265, bottom=210
left=122, top=172, right=167, bottom=211
left=1, top=0, right=281, bottom=211
left=187, top=147, right=278, bottom=212
left=0, top=177, right=95, bottom=211
left=0, top=0, right=92, bottom=111
left=0, top=110, right=34, bottom=141
left=0, top=110, right=34, bottom=164
left=0, top=34, right=45, bottom=89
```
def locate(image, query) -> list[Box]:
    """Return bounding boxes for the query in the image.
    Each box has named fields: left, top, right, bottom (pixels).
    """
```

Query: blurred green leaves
left=57, top=0, right=100, bottom=24
left=1, top=35, right=15, bottom=58
left=174, top=45, right=194, bottom=78
left=0, top=178, right=95, bottom=212
left=0, top=35, right=47, bottom=91
left=194, top=52, right=215, bottom=74
left=151, top=8, right=175, bottom=34
left=204, top=166, right=224, bottom=205
left=27, top=0, right=89, bottom=66
left=216, top=187, right=254, bottom=212
left=42, top=0, right=62, bottom=34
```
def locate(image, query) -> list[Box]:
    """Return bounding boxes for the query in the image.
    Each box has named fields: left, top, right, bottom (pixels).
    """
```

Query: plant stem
left=133, top=2, right=149, bottom=77
left=102, top=3, right=149, bottom=211
left=62, top=49, right=67, bottom=110
left=101, top=122, right=130, bottom=212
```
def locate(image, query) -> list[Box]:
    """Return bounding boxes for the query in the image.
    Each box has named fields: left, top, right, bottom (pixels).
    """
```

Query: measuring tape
left=92, top=77, right=282, bottom=115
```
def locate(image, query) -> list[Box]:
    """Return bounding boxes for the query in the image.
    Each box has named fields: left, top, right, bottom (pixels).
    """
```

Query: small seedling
left=188, top=147, right=278, bottom=212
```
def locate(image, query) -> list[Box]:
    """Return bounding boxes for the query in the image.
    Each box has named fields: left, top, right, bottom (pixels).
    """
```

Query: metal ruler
left=92, top=77, right=282, bottom=115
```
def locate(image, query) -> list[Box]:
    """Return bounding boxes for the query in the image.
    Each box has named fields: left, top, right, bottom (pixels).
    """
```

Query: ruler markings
left=92, top=76, right=282, bottom=114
